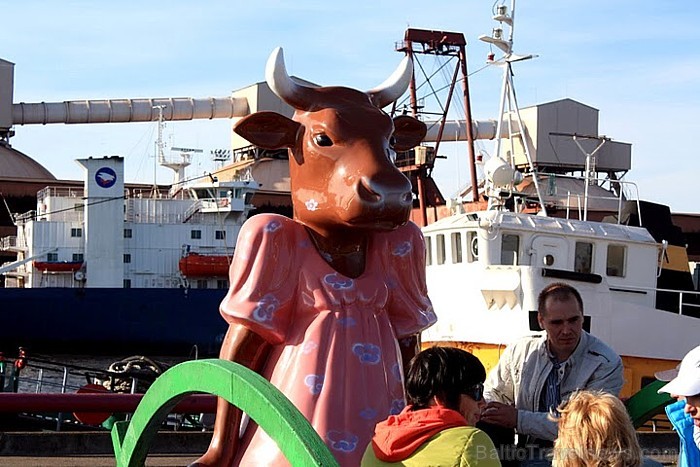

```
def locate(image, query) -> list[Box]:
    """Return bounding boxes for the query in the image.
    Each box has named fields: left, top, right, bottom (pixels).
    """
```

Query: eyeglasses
left=464, top=382, right=484, bottom=402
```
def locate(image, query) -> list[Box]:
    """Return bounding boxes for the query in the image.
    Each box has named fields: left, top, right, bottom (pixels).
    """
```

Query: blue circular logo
left=95, top=167, right=117, bottom=188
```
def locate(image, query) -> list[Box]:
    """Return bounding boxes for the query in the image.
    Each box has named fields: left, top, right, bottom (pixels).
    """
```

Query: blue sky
left=4, top=0, right=699, bottom=213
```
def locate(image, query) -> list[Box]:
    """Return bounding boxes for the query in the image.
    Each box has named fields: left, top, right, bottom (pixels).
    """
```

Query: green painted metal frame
left=625, top=379, right=674, bottom=428
left=111, top=359, right=338, bottom=467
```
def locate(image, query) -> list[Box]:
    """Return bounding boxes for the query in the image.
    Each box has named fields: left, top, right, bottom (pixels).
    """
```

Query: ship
left=408, top=3, right=700, bottom=402
left=0, top=153, right=259, bottom=356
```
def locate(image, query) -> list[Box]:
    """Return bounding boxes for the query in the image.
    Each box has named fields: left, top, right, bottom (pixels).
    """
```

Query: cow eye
left=389, top=136, right=397, bottom=148
left=314, top=134, right=333, bottom=147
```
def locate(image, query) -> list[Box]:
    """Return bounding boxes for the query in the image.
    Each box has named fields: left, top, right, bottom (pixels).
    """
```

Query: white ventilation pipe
left=422, top=119, right=520, bottom=142
left=11, top=97, right=249, bottom=125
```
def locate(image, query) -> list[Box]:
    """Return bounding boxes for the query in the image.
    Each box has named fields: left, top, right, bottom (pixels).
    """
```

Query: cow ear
left=392, top=115, right=427, bottom=152
left=234, top=111, right=301, bottom=150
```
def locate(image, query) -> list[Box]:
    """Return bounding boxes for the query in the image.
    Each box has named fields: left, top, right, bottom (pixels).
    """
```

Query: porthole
left=471, top=236, right=479, bottom=259
left=543, top=254, right=555, bottom=266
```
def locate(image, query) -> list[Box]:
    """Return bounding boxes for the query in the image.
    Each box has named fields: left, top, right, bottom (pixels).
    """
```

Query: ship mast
left=480, top=0, right=547, bottom=214
left=151, top=105, right=167, bottom=196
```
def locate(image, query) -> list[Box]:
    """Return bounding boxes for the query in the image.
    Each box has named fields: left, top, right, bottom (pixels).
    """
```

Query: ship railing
left=183, top=200, right=203, bottom=223
left=536, top=172, right=641, bottom=224
left=1, top=355, right=203, bottom=431
left=183, top=245, right=235, bottom=256
left=199, top=197, right=240, bottom=212
left=14, top=210, right=38, bottom=223
left=0, top=235, right=18, bottom=251
left=126, top=211, right=193, bottom=224
left=37, top=186, right=84, bottom=200
left=607, top=284, right=700, bottom=316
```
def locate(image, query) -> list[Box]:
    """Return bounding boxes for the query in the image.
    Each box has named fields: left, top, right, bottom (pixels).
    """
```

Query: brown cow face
left=235, top=88, right=426, bottom=233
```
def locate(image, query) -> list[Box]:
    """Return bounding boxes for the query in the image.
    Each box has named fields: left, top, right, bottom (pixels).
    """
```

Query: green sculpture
left=111, top=359, right=338, bottom=467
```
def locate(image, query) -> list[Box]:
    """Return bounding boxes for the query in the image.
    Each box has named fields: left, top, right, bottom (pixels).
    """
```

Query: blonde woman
left=551, top=390, right=662, bottom=467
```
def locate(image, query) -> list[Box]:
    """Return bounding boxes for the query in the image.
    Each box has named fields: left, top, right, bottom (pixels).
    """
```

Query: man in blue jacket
left=657, top=345, right=700, bottom=467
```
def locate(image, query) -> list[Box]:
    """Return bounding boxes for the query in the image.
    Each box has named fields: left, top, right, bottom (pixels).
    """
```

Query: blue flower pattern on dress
left=327, top=430, right=359, bottom=453
left=352, top=343, right=381, bottom=365
left=391, top=363, right=402, bottom=382
left=359, top=407, right=378, bottom=420
left=390, top=399, right=406, bottom=415
left=304, top=374, right=324, bottom=395
left=263, top=220, right=282, bottom=233
left=392, top=241, right=412, bottom=257
left=252, top=293, right=279, bottom=323
left=338, top=317, right=357, bottom=328
left=324, top=273, right=354, bottom=290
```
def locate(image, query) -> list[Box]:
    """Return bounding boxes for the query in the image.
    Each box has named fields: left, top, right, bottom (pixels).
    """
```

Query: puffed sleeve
left=219, top=214, right=296, bottom=345
left=384, top=222, right=437, bottom=338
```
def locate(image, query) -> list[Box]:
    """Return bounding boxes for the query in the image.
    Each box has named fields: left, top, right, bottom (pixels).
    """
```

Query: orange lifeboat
left=178, top=253, right=230, bottom=277
left=33, top=261, right=83, bottom=272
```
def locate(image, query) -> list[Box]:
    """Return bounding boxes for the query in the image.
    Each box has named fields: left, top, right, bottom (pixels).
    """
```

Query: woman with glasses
left=361, top=346, right=501, bottom=466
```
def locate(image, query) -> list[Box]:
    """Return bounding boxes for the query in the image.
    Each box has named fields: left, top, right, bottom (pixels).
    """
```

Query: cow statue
left=193, top=48, right=436, bottom=467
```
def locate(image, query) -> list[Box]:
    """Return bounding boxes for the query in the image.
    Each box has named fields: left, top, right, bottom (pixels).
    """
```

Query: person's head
left=406, top=346, right=486, bottom=425
left=657, top=345, right=700, bottom=427
left=551, top=390, right=642, bottom=467
left=537, top=282, right=584, bottom=361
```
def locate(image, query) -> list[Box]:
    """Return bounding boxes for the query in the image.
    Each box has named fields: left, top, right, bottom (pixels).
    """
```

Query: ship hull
left=0, top=288, right=228, bottom=356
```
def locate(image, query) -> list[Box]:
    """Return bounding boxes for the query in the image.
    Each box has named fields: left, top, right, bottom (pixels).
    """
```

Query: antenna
left=479, top=0, right=546, bottom=214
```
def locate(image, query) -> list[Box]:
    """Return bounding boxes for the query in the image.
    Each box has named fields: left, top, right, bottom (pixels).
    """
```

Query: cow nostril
left=357, top=180, right=381, bottom=203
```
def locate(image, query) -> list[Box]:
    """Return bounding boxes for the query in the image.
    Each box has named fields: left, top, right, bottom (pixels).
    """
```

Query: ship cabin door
left=531, top=235, right=570, bottom=270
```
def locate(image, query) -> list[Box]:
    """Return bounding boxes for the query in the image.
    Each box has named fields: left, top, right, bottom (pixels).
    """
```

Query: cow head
left=234, top=48, right=426, bottom=235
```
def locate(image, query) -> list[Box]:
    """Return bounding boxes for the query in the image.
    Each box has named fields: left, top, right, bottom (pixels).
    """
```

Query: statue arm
left=192, top=322, right=271, bottom=466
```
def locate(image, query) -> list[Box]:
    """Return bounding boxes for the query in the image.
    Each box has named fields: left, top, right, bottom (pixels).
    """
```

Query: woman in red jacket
left=362, top=346, right=501, bottom=466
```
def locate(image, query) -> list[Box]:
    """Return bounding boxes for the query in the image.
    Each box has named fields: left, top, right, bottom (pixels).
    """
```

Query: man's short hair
left=537, top=282, right=584, bottom=315
left=406, top=346, right=485, bottom=411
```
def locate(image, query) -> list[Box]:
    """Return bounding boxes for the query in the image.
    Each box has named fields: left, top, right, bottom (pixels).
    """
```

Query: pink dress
left=220, top=213, right=435, bottom=466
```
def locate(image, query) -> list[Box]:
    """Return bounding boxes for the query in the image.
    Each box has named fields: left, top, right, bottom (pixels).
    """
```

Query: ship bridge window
left=501, top=234, right=520, bottom=265
left=215, top=230, right=226, bottom=240
left=191, top=230, right=202, bottom=240
left=72, top=253, right=84, bottom=262
left=71, top=228, right=82, bottom=238
left=606, top=244, right=626, bottom=277
left=124, top=228, right=132, bottom=239
left=451, top=232, right=463, bottom=264
left=425, top=236, right=433, bottom=266
left=575, top=242, right=593, bottom=273
left=197, top=279, right=208, bottom=289
left=436, top=234, right=446, bottom=265
left=47, top=252, right=58, bottom=262
left=123, top=254, right=131, bottom=264
left=217, top=279, right=229, bottom=289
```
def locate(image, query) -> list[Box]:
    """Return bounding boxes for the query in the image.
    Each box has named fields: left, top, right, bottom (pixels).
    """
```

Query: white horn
left=367, top=56, right=413, bottom=108
left=265, top=47, right=316, bottom=110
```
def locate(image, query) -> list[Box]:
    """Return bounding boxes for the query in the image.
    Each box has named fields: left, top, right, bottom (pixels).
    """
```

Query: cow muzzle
left=354, top=175, right=413, bottom=223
